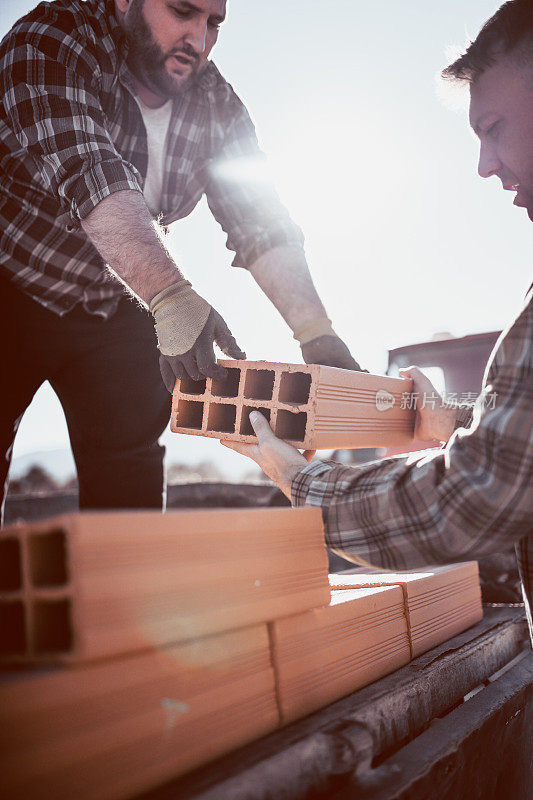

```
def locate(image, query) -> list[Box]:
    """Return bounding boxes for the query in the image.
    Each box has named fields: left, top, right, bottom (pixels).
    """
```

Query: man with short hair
left=225, top=0, right=533, bottom=640
left=0, top=0, right=360, bottom=514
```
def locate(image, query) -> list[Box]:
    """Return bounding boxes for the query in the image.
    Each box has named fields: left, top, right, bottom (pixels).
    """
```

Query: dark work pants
left=0, top=277, right=171, bottom=517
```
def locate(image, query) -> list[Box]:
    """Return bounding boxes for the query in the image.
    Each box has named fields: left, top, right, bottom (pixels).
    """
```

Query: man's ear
left=115, top=0, right=132, bottom=14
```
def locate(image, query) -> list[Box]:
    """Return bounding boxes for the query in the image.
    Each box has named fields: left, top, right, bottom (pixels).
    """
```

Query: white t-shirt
left=134, top=96, right=173, bottom=215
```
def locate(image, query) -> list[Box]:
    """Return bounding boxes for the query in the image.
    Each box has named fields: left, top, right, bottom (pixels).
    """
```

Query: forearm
left=426, top=401, right=475, bottom=442
left=291, top=455, right=456, bottom=570
left=249, top=245, right=328, bottom=333
left=81, top=190, right=183, bottom=304
left=82, top=190, right=245, bottom=382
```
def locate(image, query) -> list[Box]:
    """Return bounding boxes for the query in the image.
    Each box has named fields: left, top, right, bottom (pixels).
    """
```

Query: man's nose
left=477, top=139, right=501, bottom=179
left=183, top=19, right=208, bottom=54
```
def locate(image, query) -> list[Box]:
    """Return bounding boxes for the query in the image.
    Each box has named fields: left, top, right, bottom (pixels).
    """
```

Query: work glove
left=150, top=279, right=246, bottom=391
left=294, top=318, right=366, bottom=372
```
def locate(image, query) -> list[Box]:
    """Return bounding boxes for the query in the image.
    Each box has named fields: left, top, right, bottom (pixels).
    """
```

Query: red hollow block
left=329, top=562, right=483, bottom=658
left=270, top=586, right=411, bottom=724
left=0, top=624, right=278, bottom=800
left=0, top=508, right=330, bottom=666
left=171, top=360, right=415, bottom=449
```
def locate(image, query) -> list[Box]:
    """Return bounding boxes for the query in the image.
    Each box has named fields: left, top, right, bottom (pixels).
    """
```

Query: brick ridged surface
left=270, top=586, right=411, bottom=724
left=170, top=360, right=415, bottom=449
left=0, top=508, right=330, bottom=666
left=0, top=624, right=278, bottom=800
left=329, top=562, right=483, bottom=657
left=0, top=512, right=485, bottom=800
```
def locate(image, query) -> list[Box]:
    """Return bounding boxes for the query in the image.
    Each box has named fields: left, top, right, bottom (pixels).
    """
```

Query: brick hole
left=175, top=399, right=204, bottom=430
left=0, top=538, right=22, bottom=591
left=0, top=601, right=26, bottom=656
left=33, top=599, right=73, bottom=654
left=278, top=372, right=312, bottom=404
left=244, top=369, right=275, bottom=401
left=29, top=529, right=68, bottom=588
left=211, top=368, right=241, bottom=398
left=206, top=403, right=236, bottom=433
left=240, top=406, right=271, bottom=436
left=275, top=410, right=307, bottom=442
left=178, top=377, right=207, bottom=395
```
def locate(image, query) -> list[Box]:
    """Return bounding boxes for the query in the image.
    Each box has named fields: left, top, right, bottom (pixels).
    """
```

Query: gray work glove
left=302, top=335, right=365, bottom=371
left=294, top=317, right=366, bottom=372
left=150, top=280, right=246, bottom=391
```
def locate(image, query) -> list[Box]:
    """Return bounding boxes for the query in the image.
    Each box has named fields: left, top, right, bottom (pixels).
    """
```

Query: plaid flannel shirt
left=0, top=0, right=303, bottom=317
left=293, top=285, right=533, bottom=642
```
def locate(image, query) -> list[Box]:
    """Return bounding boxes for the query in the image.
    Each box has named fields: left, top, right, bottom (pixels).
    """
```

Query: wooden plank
left=334, top=650, right=533, bottom=799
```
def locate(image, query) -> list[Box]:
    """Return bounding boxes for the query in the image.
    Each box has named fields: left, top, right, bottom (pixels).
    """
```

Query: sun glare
left=266, top=114, right=412, bottom=236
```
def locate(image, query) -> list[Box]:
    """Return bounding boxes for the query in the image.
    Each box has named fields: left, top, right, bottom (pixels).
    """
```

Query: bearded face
left=121, top=0, right=225, bottom=98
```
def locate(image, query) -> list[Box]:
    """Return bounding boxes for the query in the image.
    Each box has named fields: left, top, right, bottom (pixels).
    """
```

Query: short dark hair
left=442, top=0, right=533, bottom=84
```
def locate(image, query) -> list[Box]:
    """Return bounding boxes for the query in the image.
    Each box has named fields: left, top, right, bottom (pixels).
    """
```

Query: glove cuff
left=149, top=278, right=192, bottom=315
left=149, top=279, right=211, bottom=356
left=293, top=317, right=337, bottom=345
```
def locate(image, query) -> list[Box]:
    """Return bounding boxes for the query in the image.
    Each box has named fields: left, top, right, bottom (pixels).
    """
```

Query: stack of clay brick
left=0, top=509, right=482, bottom=800
left=171, top=359, right=416, bottom=449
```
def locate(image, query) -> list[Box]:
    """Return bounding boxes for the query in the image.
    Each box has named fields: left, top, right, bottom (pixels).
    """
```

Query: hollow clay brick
left=0, top=624, right=278, bottom=800
left=271, top=586, right=411, bottom=724
left=0, top=508, right=330, bottom=666
left=329, top=562, right=483, bottom=658
left=170, top=360, right=415, bottom=449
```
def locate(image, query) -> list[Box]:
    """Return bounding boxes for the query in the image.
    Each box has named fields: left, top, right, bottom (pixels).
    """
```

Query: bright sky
left=2, top=0, right=532, bottom=478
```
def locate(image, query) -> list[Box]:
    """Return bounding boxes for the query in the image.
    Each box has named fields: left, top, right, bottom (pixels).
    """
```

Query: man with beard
left=222, top=0, right=533, bottom=642
left=0, top=0, right=361, bottom=514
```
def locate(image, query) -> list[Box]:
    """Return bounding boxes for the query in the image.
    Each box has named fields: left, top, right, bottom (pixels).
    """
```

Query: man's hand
left=399, top=366, right=456, bottom=443
left=158, top=307, right=246, bottom=391
left=221, top=411, right=314, bottom=499
left=301, top=335, right=365, bottom=372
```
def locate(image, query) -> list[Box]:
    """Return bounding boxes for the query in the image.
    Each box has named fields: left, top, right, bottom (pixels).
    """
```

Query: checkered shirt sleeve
left=452, top=401, right=475, bottom=431
left=292, top=288, right=533, bottom=641
left=0, top=21, right=142, bottom=232
left=204, top=90, right=304, bottom=268
left=0, top=2, right=305, bottom=315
